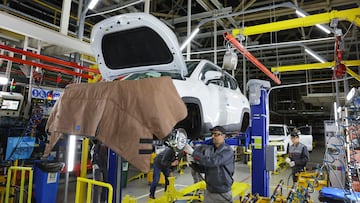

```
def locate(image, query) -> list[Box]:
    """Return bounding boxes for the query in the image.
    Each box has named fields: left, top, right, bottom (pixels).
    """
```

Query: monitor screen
left=1, top=99, right=20, bottom=110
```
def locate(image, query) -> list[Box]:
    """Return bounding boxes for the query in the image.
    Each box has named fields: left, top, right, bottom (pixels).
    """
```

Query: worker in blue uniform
left=149, top=146, right=179, bottom=199
left=286, top=132, right=310, bottom=183
left=184, top=126, right=234, bottom=203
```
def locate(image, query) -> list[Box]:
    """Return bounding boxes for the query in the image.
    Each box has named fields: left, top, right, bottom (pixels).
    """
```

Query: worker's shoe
left=149, top=195, right=155, bottom=199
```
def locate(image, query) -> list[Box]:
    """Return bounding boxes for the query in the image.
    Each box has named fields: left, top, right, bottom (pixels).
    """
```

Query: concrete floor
left=55, top=140, right=325, bottom=203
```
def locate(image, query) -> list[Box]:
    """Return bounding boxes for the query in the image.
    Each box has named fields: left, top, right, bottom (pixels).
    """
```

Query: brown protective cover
left=44, top=76, right=187, bottom=172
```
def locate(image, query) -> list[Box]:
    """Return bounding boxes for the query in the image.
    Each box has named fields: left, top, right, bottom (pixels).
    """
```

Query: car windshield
left=124, top=61, right=200, bottom=80
left=124, top=71, right=182, bottom=80
left=269, top=126, right=285, bottom=136
left=185, top=61, right=200, bottom=76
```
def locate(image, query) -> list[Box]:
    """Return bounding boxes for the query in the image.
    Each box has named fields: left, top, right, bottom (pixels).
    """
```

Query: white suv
left=90, top=13, right=250, bottom=138
left=269, top=124, right=313, bottom=155
left=269, top=124, right=291, bottom=155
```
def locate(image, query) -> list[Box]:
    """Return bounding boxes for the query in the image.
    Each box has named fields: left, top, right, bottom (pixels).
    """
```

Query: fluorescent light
left=295, top=9, right=331, bottom=34
left=67, top=135, right=76, bottom=172
left=295, top=10, right=306, bottom=17
left=88, top=0, right=99, bottom=10
left=305, top=48, right=326, bottom=63
left=180, top=27, right=200, bottom=51
left=346, top=87, right=356, bottom=101
left=0, top=76, right=8, bottom=85
left=333, top=102, right=338, bottom=122
left=316, top=24, right=331, bottom=34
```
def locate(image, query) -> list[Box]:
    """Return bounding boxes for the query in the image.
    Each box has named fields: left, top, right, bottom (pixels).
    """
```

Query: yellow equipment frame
left=232, top=8, right=360, bottom=36
left=5, top=166, right=33, bottom=203
left=75, top=177, right=113, bottom=203
left=146, top=176, right=250, bottom=203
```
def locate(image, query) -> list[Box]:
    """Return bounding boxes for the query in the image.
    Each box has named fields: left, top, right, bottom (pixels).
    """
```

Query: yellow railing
left=5, top=166, right=33, bottom=203
left=0, top=175, right=6, bottom=203
left=75, top=177, right=113, bottom=203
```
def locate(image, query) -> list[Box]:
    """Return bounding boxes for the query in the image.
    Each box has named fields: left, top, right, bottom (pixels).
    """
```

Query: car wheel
left=165, top=128, right=187, bottom=151
left=175, top=103, right=202, bottom=140
left=240, top=112, right=250, bottom=132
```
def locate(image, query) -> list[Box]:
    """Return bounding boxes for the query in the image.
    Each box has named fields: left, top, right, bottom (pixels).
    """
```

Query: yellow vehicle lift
left=135, top=176, right=250, bottom=203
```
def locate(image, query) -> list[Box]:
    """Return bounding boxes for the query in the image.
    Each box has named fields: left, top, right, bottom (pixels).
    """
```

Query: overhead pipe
left=232, top=8, right=360, bottom=36
left=271, top=60, right=360, bottom=82
left=271, top=60, right=360, bottom=72
left=0, top=54, right=93, bottom=79
left=0, top=44, right=99, bottom=74
left=224, top=32, right=281, bottom=85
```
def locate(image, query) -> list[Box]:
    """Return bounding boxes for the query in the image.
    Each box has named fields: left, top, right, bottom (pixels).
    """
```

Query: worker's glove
left=285, top=157, right=291, bottom=164
left=183, top=143, right=194, bottom=155
left=289, top=161, right=295, bottom=167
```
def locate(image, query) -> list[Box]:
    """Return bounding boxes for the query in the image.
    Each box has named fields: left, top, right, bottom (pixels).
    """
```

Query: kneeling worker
left=184, top=126, right=234, bottom=203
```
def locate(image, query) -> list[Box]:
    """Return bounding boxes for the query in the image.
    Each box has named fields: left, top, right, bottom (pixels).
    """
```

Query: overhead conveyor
left=0, top=44, right=99, bottom=79
left=271, top=60, right=360, bottom=82
left=232, top=8, right=360, bottom=36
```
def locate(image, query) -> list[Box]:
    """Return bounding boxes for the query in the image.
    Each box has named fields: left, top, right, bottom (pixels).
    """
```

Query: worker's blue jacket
left=289, top=142, right=309, bottom=169
left=192, top=143, right=234, bottom=193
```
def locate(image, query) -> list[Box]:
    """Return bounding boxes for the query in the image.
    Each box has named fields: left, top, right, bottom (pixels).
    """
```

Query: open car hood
left=91, top=12, right=187, bottom=81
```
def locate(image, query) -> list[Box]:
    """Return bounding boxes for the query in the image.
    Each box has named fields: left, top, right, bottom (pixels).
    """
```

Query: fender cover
left=44, top=76, right=187, bottom=172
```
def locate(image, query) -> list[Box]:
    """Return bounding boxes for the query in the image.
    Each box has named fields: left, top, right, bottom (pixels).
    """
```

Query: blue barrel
left=33, top=161, right=64, bottom=203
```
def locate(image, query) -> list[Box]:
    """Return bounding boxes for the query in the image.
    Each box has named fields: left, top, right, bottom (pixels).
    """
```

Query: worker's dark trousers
left=292, top=167, right=304, bottom=183
left=92, top=166, right=108, bottom=203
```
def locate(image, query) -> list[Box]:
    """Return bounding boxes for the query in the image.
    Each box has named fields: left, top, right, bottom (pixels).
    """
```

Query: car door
left=222, top=73, right=244, bottom=124
left=198, top=62, right=227, bottom=125
left=91, top=13, right=187, bottom=81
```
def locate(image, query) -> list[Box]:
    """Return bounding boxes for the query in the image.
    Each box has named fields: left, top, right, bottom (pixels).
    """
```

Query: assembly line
left=0, top=1, right=359, bottom=203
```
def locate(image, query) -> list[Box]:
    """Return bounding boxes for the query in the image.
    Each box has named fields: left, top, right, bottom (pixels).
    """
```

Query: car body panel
left=297, top=125, right=313, bottom=151
left=268, top=124, right=291, bottom=155
left=91, top=13, right=250, bottom=137
left=91, top=12, right=187, bottom=81
left=123, top=60, right=250, bottom=135
left=268, top=124, right=313, bottom=154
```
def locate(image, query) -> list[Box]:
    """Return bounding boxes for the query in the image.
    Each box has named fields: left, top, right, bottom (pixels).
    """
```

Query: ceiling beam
left=0, top=11, right=93, bottom=56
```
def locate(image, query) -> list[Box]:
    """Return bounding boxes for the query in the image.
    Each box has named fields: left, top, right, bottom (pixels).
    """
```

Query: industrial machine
left=0, top=91, right=24, bottom=118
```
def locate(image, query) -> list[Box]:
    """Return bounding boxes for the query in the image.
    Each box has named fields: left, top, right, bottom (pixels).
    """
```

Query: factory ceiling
left=0, top=0, right=359, bottom=126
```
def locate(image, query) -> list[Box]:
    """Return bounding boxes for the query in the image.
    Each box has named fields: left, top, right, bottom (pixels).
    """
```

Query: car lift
left=247, top=79, right=271, bottom=197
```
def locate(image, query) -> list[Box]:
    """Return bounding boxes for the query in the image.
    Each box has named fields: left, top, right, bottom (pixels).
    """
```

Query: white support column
left=2, top=46, right=13, bottom=91
left=60, top=0, right=72, bottom=35
left=186, top=0, right=192, bottom=60
left=213, top=19, right=217, bottom=64
left=144, top=0, right=150, bottom=13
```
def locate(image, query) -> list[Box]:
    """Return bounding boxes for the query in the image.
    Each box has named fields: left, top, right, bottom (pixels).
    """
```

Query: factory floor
left=56, top=141, right=325, bottom=203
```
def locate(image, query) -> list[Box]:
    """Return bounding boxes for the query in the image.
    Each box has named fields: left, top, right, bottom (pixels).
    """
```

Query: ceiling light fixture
left=180, top=27, right=200, bottom=51
left=67, top=135, right=76, bottom=172
left=346, top=87, right=356, bottom=101
left=88, top=0, right=99, bottom=10
left=295, top=9, right=331, bottom=34
left=304, top=48, right=326, bottom=63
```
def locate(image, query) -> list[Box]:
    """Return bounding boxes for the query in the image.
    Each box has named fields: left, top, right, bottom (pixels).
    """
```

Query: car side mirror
left=204, top=71, right=222, bottom=85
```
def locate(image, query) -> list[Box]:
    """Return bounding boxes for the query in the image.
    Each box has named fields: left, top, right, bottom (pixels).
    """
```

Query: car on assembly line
left=90, top=12, right=250, bottom=138
left=268, top=124, right=313, bottom=155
